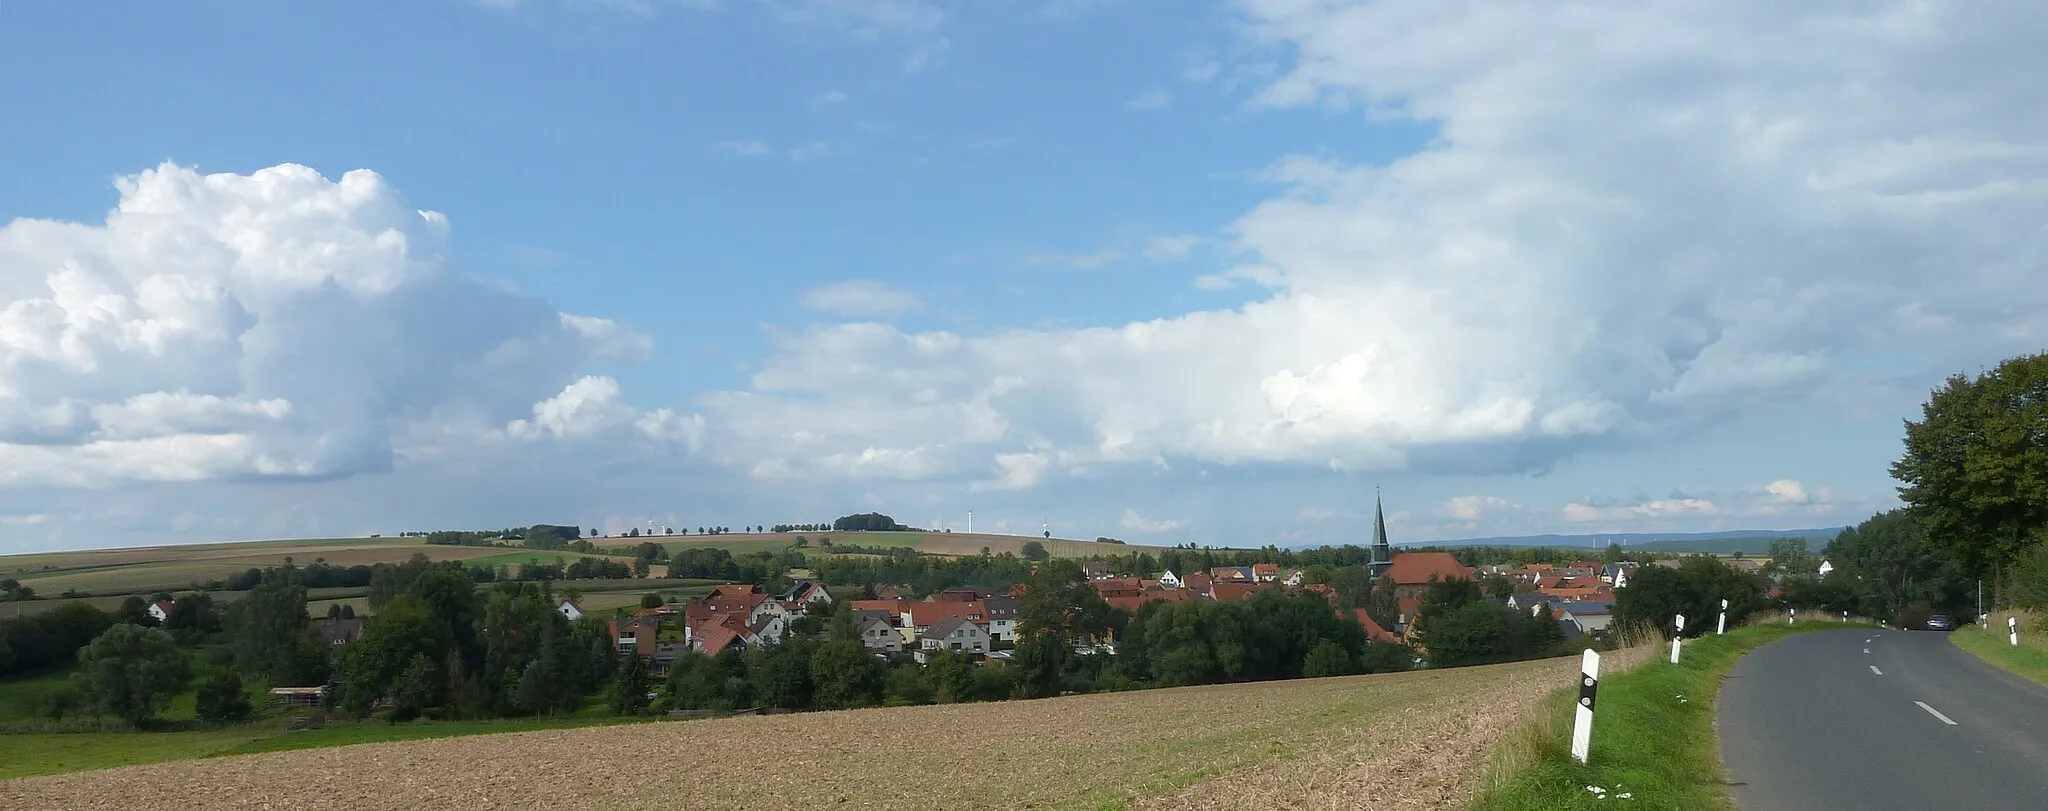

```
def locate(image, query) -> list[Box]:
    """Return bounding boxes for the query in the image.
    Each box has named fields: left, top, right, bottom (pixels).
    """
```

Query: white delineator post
left=1789, top=608, right=1796, bottom=625
left=1670, top=615, right=1686, bottom=664
left=1571, top=649, right=1601, bottom=765
left=2011, top=617, right=2021, bottom=646
left=1717, top=599, right=1728, bottom=635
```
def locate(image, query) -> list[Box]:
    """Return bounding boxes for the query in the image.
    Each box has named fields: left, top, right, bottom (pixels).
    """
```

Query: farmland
left=0, top=654, right=1579, bottom=809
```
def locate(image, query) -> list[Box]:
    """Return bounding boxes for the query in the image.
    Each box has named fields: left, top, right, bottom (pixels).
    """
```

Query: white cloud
left=1443, top=495, right=1509, bottom=521
left=705, top=1, right=2048, bottom=492
left=1764, top=479, right=1810, bottom=504
left=508, top=376, right=704, bottom=449
left=800, top=280, right=923, bottom=318
left=813, top=89, right=850, bottom=106
left=1126, top=89, right=1172, bottom=110
left=972, top=452, right=1049, bottom=491
left=1563, top=498, right=1719, bottom=524
left=715, top=140, right=771, bottom=157
left=1024, top=249, right=1123, bottom=269
left=0, top=162, right=658, bottom=488
left=1120, top=508, right=1182, bottom=533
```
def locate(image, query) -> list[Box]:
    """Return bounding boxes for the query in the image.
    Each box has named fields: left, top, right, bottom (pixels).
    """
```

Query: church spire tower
left=1368, top=487, right=1394, bottom=579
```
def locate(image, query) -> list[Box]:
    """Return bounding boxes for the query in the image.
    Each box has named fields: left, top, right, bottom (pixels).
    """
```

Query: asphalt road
left=1719, top=627, right=2048, bottom=810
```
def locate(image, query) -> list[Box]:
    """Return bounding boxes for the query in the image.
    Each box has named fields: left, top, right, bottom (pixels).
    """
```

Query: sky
left=2, top=0, right=2045, bottom=554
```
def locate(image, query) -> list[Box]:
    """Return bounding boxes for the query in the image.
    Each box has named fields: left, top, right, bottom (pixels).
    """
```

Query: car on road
left=1925, top=613, right=1954, bottom=631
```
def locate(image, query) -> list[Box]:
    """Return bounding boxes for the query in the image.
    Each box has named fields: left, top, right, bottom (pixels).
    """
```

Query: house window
left=950, top=642, right=961, bottom=651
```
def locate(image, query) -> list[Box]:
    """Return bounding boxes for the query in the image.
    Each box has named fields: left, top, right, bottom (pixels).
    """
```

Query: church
left=1365, top=492, right=1476, bottom=631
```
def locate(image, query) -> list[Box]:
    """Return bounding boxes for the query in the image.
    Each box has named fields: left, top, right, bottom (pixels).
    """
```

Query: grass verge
left=1950, top=610, right=2048, bottom=688
left=1467, top=621, right=1874, bottom=811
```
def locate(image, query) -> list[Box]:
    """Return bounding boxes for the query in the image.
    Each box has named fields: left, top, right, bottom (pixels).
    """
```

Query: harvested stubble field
left=0, top=655, right=1578, bottom=811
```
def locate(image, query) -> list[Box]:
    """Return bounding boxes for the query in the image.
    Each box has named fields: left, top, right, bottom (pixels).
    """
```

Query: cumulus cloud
left=800, top=280, right=923, bottom=318
left=706, top=0, right=2048, bottom=490
left=507, top=376, right=705, bottom=449
left=1120, top=508, right=1182, bottom=533
left=0, top=162, right=660, bottom=487
left=1443, top=495, right=1509, bottom=521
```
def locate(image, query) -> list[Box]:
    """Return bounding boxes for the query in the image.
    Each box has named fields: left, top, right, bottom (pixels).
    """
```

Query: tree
left=1892, top=353, right=2048, bottom=587
left=72, top=624, right=191, bottom=727
left=1021, top=541, right=1049, bottom=562
left=1302, top=640, right=1352, bottom=678
left=1824, top=510, right=1968, bottom=619
left=609, top=652, right=651, bottom=716
left=165, top=593, right=222, bottom=636
left=195, top=667, right=254, bottom=724
left=229, top=572, right=325, bottom=686
left=116, top=595, right=152, bottom=626
left=1602, top=542, right=1626, bottom=564
left=1613, top=556, right=1766, bottom=638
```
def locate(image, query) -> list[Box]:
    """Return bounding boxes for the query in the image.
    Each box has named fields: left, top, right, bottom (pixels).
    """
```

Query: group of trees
left=1763, top=353, right=2048, bottom=622
left=833, top=513, right=912, bottom=532
left=1, top=577, right=35, bottom=602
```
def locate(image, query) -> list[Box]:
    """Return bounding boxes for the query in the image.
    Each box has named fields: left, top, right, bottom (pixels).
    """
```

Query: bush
left=195, top=668, right=254, bottom=724
left=1021, top=541, right=1049, bottom=562
left=1896, top=603, right=1933, bottom=630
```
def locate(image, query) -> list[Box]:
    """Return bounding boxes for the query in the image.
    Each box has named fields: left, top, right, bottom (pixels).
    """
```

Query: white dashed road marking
left=1870, top=665, right=1884, bottom=676
left=1916, top=701, right=1958, bottom=726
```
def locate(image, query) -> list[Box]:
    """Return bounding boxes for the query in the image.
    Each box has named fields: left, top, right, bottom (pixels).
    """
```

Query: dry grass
left=0, top=657, right=1579, bottom=811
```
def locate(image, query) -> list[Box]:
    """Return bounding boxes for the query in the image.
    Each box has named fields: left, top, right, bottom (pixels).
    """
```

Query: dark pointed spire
left=1369, top=487, right=1393, bottom=578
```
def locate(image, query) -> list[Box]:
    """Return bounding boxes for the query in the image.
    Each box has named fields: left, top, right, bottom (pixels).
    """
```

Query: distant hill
left=1380, top=527, right=1846, bottom=555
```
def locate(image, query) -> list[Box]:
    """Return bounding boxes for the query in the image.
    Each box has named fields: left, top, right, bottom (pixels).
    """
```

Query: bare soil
left=0, top=656, right=1577, bottom=811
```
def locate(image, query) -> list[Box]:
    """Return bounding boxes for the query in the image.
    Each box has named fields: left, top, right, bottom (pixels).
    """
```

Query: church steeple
left=1368, top=488, right=1393, bottom=579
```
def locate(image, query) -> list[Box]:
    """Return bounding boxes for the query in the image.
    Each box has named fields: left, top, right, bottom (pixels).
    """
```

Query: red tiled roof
left=1185, top=572, right=1213, bottom=592
left=1104, top=590, right=1190, bottom=613
left=1385, top=552, right=1473, bottom=586
left=1209, top=582, right=1278, bottom=602
left=693, top=624, right=745, bottom=654
left=849, top=599, right=906, bottom=618
left=909, top=600, right=985, bottom=627
left=1396, top=597, right=1422, bottom=621
left=1351, top=609, right=1402, bottom=644
left=1252, top=563, right=1279, bottom=577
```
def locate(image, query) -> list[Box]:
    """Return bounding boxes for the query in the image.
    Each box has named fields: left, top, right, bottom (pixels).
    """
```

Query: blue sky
left=2, top=1, right=2043, bottom=552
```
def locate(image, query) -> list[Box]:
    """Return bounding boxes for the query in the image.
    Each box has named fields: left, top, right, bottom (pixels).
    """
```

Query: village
left=585, top=549, right=1666, bottom=676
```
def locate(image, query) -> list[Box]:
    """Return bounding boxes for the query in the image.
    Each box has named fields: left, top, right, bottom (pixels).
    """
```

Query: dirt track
left=0, top=656, right=1578, bottom=810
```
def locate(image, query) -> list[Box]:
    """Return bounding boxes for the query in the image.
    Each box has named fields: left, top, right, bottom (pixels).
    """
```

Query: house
left=692, top=623, right=749, bottom=655
left=1560, top=601, right=1614, bottom=635
left=876, top=585, right=904, bottom=600
left=557, top=599, right=584, bottom=622
left=777, top=581, right=833, bottom=608
left=1251, top=563, right=1280, bottom=583
left=147, top=600, right=174, bottom=624
left=932, top=587, right=987, bottom=602
left=1283, top=569, right=1305, bottom=588
left=908, top=600, right=986, bottom=636
left=1157, top=570, right=1182, bottom=590
left=1600, top=564, right=1636, bottom=589
left=1725, top=558, right=1765, bottom=575
left=1184, top=572, right=1213, bottom=597
left=1209, top=582, right=1276, bottom=602
left=982, top=596, right=1019, bottom=641
left=313, top=617, right=364, bottom=647
left=1383, top=552, right=1476, bottom=601
left=1817, top=560, right=1834, bottom=577
left=1082, top=561, right=1111, bottom=580
left=1350, top=609, right=1403, bottom=645
left=1104, top=589, right=1190, bottom=614
left=1210, top=566, right=1254, bottom=583
left=851, top=610, right=902, bottom=653
left=916, top=617, right=990, bottom=663
left=609, top=617, right=664, bottom=658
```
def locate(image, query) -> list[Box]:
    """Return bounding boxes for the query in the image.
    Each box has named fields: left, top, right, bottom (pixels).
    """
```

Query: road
left=1719, top=627, right=2048, bottom=810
